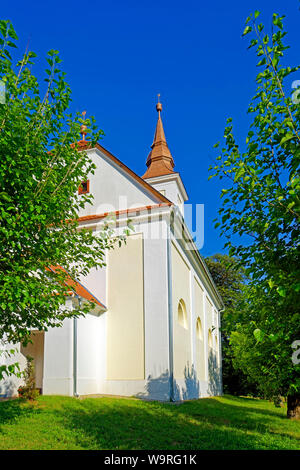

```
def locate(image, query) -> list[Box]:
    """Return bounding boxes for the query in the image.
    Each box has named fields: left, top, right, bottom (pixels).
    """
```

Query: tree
left=209, top=12, right=300, bottom=418
left=0, top=21, right=126, bottom=378
left=204, top=254, right=258, bottom=396
left=230, top=282, right=300, bottom=416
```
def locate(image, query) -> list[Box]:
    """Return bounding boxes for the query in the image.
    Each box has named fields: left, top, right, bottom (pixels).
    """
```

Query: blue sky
left=2, top=0, right=300, bottom=256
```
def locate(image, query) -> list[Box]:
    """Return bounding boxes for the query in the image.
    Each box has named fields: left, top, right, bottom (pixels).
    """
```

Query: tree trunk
left=287, top=394, right=300, bottom=419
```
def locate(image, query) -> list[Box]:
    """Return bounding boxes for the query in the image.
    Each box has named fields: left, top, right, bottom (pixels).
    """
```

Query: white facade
left=0, top=143, right=223, bottom=401
left=143, top=173, right=188, bottom=217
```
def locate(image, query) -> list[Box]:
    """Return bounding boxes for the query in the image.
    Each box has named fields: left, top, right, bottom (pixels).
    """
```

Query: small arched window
left=196, top=317, right=203, bottom=341
left=178, top=299, right=188, bottom=329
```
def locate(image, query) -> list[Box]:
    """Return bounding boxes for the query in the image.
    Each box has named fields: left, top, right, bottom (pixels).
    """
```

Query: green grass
left=0, top=394, right=299, bottom=450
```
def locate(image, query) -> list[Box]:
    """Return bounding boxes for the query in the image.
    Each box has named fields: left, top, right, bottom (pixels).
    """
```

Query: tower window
left=78, top=180, right=90, bottom=195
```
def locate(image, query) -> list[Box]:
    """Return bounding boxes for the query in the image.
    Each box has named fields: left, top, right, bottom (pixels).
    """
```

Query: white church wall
left=96, top=311, right=107, bottom=393
left=76, top=314, right=103, bottom=395
left=205, top=294, right=222, bottom=396
left=43, top=306, right=73, bottom=396
left=78, top=263, right=107, bottom=307
left=78, top=148, right=160, bottom=219
left=196, top=285, right=221, bottom=397
left=171, top=242, right=192, bottom=381
left=106, top=232, right=145, bottom=381
left=169, top=234, right=222, bottom=400
left=99, top=217, right=172, bottom=400
left=138, top=218, right=170, bottom=400
left=194, top=277, right=206, bottom=382
left=144, top=175, right=186, bottom=217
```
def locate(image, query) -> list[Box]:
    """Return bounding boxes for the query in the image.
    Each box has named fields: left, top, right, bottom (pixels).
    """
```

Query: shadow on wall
left=207, top=349, right=222, bottom=396
left=136, top=360, right=221, bottom=401
left=135, top=370, right=171, bottom=401
left=173, top=364, right=200, bottom=401
left=0, top=379, right=16, bottom=398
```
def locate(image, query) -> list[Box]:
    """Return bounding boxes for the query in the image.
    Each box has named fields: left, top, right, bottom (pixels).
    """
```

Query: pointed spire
left=142, top=97, right=175, bottom=179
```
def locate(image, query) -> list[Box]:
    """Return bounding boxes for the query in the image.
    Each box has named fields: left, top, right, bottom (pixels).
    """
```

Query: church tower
left=142, top=98, right=188, bottom=215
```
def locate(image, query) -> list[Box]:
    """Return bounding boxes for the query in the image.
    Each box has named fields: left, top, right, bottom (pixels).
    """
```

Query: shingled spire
left=142, top=97, right=175, bottom=179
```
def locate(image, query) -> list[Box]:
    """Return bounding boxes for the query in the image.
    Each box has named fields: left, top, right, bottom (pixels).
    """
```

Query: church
left=0, top=101, right=223, bottom=401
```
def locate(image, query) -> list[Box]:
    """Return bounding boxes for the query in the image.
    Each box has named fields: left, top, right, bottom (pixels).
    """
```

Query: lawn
left=0, top=394, right=299, bottom=450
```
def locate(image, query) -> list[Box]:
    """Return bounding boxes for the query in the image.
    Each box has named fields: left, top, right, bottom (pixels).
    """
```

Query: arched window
left=196, top=317, right=203, bottom=341
left=208, top=329, right=213, bottom=348
left=178, top=299, right=188, bottom=329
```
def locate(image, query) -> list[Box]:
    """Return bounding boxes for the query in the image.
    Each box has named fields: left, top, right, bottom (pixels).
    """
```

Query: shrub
left=18, top=356, right=40, bottom=401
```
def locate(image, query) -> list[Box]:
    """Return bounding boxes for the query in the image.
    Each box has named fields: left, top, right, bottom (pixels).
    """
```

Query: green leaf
left=234, top=167, right=245, bottom=182
left=276, top=286, right=286, bottom=297
left=242, top=26, right=252, bottom=36
left=253, top=328, right=264, bottom=343
left=280, top=133, right=294, bottom=145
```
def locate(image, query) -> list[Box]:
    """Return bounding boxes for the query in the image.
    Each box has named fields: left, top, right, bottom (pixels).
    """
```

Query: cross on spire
left=156, top=93, right=162, bottom=114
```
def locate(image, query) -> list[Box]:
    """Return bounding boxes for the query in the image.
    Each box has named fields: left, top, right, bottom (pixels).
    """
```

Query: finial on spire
left=156, top=93, right=162, bottom=113
left=80, top=110, right=87, bottom=141
left=142, top=97, right=175, bottom=179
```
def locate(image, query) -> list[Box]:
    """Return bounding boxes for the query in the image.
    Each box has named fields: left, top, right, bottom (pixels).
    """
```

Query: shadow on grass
left=49, top=395, right=299, bottom=450
left=169, top=396, right=300, bottom=443
left=209, top=394, right=288, bottom=420
left=0, top=393, right=298, bottom=449
left=0, top=398, right=40, bottom=429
